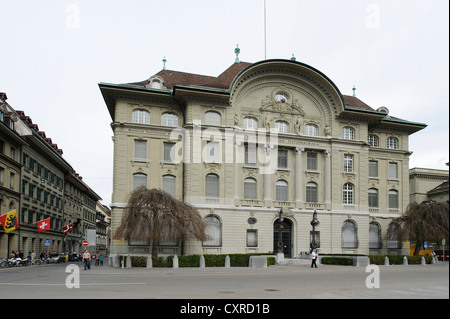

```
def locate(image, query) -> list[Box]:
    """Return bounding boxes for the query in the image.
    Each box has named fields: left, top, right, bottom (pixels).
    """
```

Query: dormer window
left=146, top=76, right=165, bottom=90
left=151, top=79, right=161, bottom=89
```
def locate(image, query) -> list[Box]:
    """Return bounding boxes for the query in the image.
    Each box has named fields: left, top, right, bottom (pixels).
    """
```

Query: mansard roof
left=99, top=59, right=427, bottom=133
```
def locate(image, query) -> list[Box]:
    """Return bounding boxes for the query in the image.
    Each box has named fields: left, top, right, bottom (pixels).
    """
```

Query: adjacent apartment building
left=0, top=93, right=102, bottom=258
left=100, top=57, right=426, bottom=257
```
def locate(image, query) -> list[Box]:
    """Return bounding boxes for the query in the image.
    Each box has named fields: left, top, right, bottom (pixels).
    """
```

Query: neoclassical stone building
left=100, top=57, right=426, bottom=257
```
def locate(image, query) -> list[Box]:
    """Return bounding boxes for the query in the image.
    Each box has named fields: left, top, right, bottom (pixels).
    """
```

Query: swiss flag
left=37, top=218, right=51, bottom=233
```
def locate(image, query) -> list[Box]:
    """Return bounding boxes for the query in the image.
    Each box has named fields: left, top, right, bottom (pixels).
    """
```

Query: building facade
left=100, top=58, right=426, bottom=257
left=0, top=93, right=102, bottom=258
left=409, top=167, right=449, bottom=204
left=0, top=93, right=31, bottom=256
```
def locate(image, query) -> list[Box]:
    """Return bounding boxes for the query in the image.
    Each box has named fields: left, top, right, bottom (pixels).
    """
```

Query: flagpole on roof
left=264, top=0, right=267, bottom=60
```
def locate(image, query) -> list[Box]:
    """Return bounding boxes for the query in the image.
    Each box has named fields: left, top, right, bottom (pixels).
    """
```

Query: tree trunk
left=413, top=240, right=422, bottom=256
left=151, top=241, right=158, bottom=264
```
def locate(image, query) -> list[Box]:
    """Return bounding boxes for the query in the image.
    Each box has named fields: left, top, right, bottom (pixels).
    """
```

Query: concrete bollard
left=173, top=255, right=179, bottom=268
left=225, top=255, right=230, bottom=268
left=384, top=256, right=389, bottom=266
left=421, top=256, right=426, bottom=266
left=126, top=255, right=132, bottom=268
left=199, top=255, right=205, bottom=268
left=403, top=256, right=408, bottom=265
left=147, top=256, right=153, bottom=268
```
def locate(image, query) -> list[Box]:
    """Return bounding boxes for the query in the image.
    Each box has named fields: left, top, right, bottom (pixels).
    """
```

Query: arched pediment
left=229, top=60, right=345, bottom=128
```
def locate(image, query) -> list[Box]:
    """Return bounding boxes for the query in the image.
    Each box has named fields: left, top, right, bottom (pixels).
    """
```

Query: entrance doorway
left=273, top=219, right=292, bottom=258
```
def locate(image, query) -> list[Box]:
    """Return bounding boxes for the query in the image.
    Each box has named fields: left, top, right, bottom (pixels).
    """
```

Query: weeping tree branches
left=113, top=187, right=207, bottom=257
left=386, top=201, right=449, bottom=255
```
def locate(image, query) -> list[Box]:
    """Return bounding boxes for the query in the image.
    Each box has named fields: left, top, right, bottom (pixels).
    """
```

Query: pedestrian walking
left=82, top=249, right=91, bottom=270
left=311, top=249, right=318, bottom=268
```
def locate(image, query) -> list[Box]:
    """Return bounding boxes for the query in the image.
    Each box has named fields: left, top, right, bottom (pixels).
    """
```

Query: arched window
left=133, top=173, right=147, bottom=190
left=151, top=79, right=162, bottom=89
left=305, top=124, right=319, bottom=136
left=203, top=215, right=222, bottom=246
left=132, top=109, right=150, bottom=124
left=306, top=182, right=318, bottom=203
left=369, top=222, right=381, bottom=249
left=368, top=135, right=379, bottom=147
left=204, top=111, right=221, bottom=126
left=243, top=117, right=258, bottom=130
left=205, top=174, right=219, bottom=198
left=342, top=127, right=355, bottom=140
left=387, top=137, right=399, bottom=149
left=342, top=220, right=358, bottom=248
left=162, top=175, right=176, bottom=197
left=274, top=121, right=289, bottom=133
left=244, top=178, right=257, bottom=199
left=368, top=188, right=378, bottom=208
left=161, top=113, right=179, bottom=127
left=387, top=223, right=402, bottom=249
left=276, top=180, right=288, bottom=201
left=389, top=189, right=398, bottom=209
left=343, top=183, right=354, bottom=204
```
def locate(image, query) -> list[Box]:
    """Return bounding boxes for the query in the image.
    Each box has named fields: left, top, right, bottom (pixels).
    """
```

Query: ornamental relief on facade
left=260, top=86, right=305, bottom=116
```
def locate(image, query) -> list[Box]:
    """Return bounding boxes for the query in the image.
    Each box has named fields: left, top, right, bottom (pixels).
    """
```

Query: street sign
left=424, top=241, right=428, bottom=249
left=82, top=240, right=89, bottom=247
left=45, top=239, right=50, bottom=246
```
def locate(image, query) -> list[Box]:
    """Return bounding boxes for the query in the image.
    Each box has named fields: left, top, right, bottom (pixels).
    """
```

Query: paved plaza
left=0, top=261, right=448, bottom=301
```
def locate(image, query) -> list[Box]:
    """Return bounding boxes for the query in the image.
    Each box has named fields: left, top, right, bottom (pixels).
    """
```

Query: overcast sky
left=1, top=0, right=448, bottom=206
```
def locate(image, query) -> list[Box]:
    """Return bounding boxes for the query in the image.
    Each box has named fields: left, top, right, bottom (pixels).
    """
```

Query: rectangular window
left=9, top=172, right=14, bottom=189
left=245, top=144, right=257, bottom=165
left=344, top=154, right=353, bottom=172
left=134, top=140, right=147, bottom=160
left=163, top=142, right=175, bottom=163
left=162, top=175, right=176, bottom=197
left=369, top=161, right=378, bottom=177
left=389, top=162, right=398, bottom=179
left=307, top=153, right=317, bottom=170
left=247, top=230, right=258, bottom=247
left=278, top=150, right=288, bottom=169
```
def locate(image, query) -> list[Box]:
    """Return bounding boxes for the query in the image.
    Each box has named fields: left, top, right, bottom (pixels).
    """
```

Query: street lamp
left=277, top=208, right=284, bottom=254
left=310, top=210, right=319, bottom=250
left=276, top=208, right=285, bottom=263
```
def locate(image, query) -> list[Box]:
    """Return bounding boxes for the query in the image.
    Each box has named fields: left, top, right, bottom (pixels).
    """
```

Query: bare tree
left=386, top=201, right=449, bottom=255
left=113, top=187, right=208, bottom=260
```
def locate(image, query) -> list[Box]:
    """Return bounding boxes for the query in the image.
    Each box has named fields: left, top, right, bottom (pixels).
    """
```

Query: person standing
left=311, top=249, right=318, bottom=268
left=82, top=250, right=91, bottom=270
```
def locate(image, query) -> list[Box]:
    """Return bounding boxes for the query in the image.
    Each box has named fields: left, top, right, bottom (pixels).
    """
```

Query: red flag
left=37, top=218, right=50, bottom=233
left=63, top=223, right=73, bottom=235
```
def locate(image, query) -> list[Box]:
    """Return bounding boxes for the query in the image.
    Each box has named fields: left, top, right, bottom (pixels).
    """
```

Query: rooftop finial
left=235, top=44, right=240, bottom=63
left=291, top=54, right=296, bottom=61
left=352, top=85, right=356, bottom=97
left=162, top=56, right=167, bottom=70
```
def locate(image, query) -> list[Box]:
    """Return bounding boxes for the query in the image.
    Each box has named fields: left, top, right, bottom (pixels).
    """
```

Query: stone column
left=263, top=146, right=273, bottom=206
left=295, top=147, right=305, bottom=206
left=324, top=150, right=332, bottom=204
